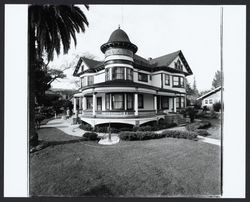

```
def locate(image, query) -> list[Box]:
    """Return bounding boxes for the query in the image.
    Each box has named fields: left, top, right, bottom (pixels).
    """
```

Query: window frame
left=126, top=68, right=133, bottom=81
left=112, top=66, right=125, bottom=80
left=87, top=75, right=94, bottom=86
left=112, top=93, right=124, bottom=110
left=165, top=74, right=170, bottom=85
left=172, top=76, right=184, bottom=88
left=138, top=72, right=148, bottom=82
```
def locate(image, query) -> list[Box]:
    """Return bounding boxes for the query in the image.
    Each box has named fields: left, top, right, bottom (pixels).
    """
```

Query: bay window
left=127, top=68, right=133, bottom=81
left=112, top=67, right=125, bottom=80
left=112, top=94, right=124, bottom=110
left=86, top=97, right=93, bottom=109
left=173, top=76, right=184, bottom=87
left=127, top=94, right=133, bottom=109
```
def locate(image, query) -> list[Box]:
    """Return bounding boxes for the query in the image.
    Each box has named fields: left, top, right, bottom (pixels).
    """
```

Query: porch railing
left=81, top=110, right=162, bottom=118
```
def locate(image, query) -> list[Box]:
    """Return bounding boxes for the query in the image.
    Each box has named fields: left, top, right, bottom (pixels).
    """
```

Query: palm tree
left=28, top=5, right=89, bottom=147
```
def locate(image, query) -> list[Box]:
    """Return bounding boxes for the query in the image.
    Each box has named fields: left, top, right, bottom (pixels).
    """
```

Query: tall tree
left=212, top=70, right=222, bottom=89
left=192, top=76, right=199, bottom=96
left=28, top=5, right=89, bottom=147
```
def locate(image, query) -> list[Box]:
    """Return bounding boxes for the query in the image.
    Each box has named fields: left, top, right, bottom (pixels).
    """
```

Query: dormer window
left=175, top=59, right=183, bottom=71
left=81, top=64, right=84, bottom=72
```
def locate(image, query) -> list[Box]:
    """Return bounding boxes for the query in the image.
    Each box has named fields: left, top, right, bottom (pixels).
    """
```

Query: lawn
left=30, top=127, right=221, bottom=197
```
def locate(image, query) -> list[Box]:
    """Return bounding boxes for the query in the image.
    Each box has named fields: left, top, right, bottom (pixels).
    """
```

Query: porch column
left=73, top=97, right=77, bottom=113
left=109, top=68, right=112, bottom=80
left=134, top=93, right=138, bottom=116
left=124, top=93, right=127, bottom=110
left=82, top=96, right=87, bottom=110
left=154, top=95, right=158, bottom=114
left=169, top=97, right=173, bottom=111
left=109, top=93, right=112, bottom=110
left=93, top=93, right=97, bottom=117
left=79, top=97, right=82, bottom=110
left=173, top=97, right=177, bottom=113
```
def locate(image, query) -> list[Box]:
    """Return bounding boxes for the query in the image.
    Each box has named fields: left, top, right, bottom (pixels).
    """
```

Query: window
left=138, top=73, right=148, bottom=82
left=138, top=94, right=144, bottom=108
left=97, top=97, right=102, bottom=111
left=161, top=96, right=169, bottom=109
left=112, top=94, right=124, bottom=110
left=127, top=68, right=133, bottom=81
left=205, top=99, right=208, bottom=104
left=105, top=68, right=110, bottom=81
left=180, top=97, right=185, bottom=108
left=112, top=67, right=125, bottom=80
left=173, top=76, right=184, bottom=87
left=175, top=59, right=183, bottom=71
left=87, top=76, right=94, bottom=85
left=149, top=75, right=152, bottom=80
left=105, top=94, right=110, bottom=110
left=81, top=77, right=84, bottom=88
left=81, top=64, right=84, bottom=72
left=165, top=74, right=170, bottom=85
left=176, top=97, right=180, bottom=108
left=127, top=94, right=133, bottom=110
left=209, top=99, right=213, bottom=104
left=86, top=97, right=93, bottom=109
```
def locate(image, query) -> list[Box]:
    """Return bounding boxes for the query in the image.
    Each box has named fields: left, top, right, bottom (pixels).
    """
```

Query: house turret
left=100, top=27, right=138, bottom=81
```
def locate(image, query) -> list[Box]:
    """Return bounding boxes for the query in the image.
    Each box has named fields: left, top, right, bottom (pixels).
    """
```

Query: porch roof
left=80, top=80, right=185, bottom=95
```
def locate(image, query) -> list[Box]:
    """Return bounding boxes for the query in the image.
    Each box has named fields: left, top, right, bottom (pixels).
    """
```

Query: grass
left=30, top=127, right=221, bottom=197
left=198, top=118, right=222, bottom=140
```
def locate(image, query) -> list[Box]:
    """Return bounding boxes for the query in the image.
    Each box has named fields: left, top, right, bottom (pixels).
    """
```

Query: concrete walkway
left=41, top=118, right=220, bottom=146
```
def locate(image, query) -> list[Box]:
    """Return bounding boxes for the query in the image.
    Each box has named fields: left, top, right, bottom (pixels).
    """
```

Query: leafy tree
left=29, top=5, right=89, bottom=147
left=212, top=70, right=222, bottom=89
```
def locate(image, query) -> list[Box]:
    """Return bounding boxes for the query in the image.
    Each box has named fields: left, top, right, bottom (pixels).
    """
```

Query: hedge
left=119, top=130, right=197, bottom=141
left=186, top=121, right=211, bottom=131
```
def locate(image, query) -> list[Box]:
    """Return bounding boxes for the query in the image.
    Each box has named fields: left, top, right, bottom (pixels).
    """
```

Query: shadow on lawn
left=80, top=185, right=114, bottom=197
left=30, top=138, right=89, bottom=153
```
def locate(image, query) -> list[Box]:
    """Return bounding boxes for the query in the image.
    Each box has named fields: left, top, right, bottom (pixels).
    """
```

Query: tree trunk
left=28, top=6, right=38, bottom=147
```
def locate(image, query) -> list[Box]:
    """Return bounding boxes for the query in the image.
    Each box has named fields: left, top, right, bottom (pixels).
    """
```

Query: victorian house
left=72, top=27, right=193, bottom=127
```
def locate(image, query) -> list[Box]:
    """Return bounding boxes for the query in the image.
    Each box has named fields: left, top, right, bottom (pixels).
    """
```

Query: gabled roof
left=73, top=57, right=103, bottom=76
left=197, top=86, right=222, bottom=100
left=150, top=50, right=181, bottom=67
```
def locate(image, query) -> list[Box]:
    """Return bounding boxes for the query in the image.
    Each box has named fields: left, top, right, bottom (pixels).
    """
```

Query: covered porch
left=72, top=86, right=186, bottom=126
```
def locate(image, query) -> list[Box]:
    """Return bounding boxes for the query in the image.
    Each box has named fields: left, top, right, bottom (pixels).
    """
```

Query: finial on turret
left=118, top=24, right=120, bottom=29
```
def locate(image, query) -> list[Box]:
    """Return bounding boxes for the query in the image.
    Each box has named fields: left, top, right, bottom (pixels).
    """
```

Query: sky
left=50, top=5, right=221, bottom=91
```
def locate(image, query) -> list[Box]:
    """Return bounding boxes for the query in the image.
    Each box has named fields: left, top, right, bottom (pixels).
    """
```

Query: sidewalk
left=41, top=118, right=220, bottom=146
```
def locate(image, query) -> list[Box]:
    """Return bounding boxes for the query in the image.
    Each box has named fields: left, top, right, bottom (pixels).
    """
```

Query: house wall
left=139, top=94, right=154, bottom=110
left=201, top=90, right=221, bottom=108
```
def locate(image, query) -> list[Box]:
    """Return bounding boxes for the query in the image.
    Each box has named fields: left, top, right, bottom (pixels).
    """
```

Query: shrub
left=213, top=102, right=221, bottom=112
left=137, top=125, right=153, bottom=131
left=119, top=131, right=162, bottom=141
left=186, top=121, right=211, bottom=131
left=119, top=127, right=133, bottom=132
left=161, top=130, right=197, bottom=140
left=94, top=126, right=108, bottom=133
left=185, top=107, right=198, bottom=123
left=80, top=123, right=93, bottom=131
left=82, top=132, right=99, bottom=140
left=196, top=129, right=211, bottom=137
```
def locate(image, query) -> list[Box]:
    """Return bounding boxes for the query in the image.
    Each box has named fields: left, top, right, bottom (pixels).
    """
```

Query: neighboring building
left=197, top=86, right=222, bottom=109
left=72, top=27, right=193, bottom=126
left=46, top=88, right=77, bottom=100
